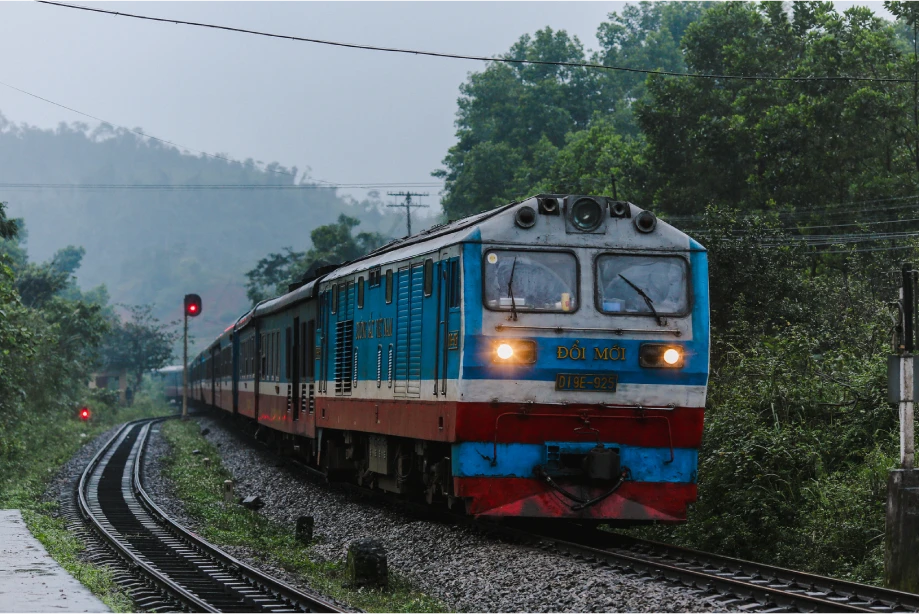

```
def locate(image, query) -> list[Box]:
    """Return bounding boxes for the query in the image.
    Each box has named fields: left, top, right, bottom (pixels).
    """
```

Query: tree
left=636, top=2, right=912, bottom=215
left=101, top=304, right=178, bottom=393
left=245, top=215, right=387, bottom=304
left=593, top=2, right=708, bottom=136
left=245, top=248, right=306, bottom=305
left=434, top=27, right=598, bottom=219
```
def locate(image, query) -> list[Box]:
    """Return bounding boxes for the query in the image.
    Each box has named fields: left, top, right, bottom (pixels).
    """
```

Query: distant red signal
left=79, top=407, right=90, bottom=420
left=184, top=294, right=202, bottom=317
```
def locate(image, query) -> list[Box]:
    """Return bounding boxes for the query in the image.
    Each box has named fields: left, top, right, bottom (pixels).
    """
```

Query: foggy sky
left=0, top=1, right=892, bottom=217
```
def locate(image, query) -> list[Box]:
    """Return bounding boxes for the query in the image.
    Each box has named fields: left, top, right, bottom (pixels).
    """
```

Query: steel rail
left=132, top=421, right=344, bottom=613
left=514, top=523, right=916, bottom=613
left=596, top=530, right=918, bottom=613
left=78, top=418, right=346, bottom=613
left=78, top=419, right=214, bottom=612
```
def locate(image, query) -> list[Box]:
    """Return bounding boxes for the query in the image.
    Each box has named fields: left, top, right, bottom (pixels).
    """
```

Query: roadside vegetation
left=160, top=419, right=446, bottom=613
left=0, top=201, right=179, bottom=610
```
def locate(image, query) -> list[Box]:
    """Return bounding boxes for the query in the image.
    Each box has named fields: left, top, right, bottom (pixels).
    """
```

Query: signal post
left=887, top=264, right=919, bottom=592
left=182, top=294, right=202, bottom=419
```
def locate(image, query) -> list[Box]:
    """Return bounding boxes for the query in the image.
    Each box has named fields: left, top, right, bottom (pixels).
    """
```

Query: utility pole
left=387, top=191, right=429, bottom=237
left=182, top=294, right=202, bottom=420
left=182, top=313, right=188, bottom=419
left=886, top=263, right=919, bottom=592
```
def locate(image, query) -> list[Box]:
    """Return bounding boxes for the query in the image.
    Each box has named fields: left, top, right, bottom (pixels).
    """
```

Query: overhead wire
left=0, top=182, right=445, bottom=191
left=35, top=0, right=919, bottom=84
left=0, top=78, right=335, bottom=184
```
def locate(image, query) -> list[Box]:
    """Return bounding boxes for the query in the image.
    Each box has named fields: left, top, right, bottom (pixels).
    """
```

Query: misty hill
left=0, top=113, right=412, bottom=352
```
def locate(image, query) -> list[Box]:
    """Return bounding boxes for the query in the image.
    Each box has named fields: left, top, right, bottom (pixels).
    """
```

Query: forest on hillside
left=0, top=117, right=408, bottom=352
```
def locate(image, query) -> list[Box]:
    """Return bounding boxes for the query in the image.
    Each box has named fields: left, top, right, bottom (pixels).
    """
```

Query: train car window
left=331, top=286, right=338, bottom=314
left=483, top=250, right=578, bottom=313
left=272, top=332, right=276, bottom=380
left=300, top=322, right=307, bottom=378
left=385, top=269, right=393, bottom=303
left=595, top=254, right=689, bottom=316
left=266, top=333, right=272, bottom=381
left=261, top=333, right=267, bottom=379
left=369, top=267, right=381, bottom=287
left=423, top=259, right=434, bottom=296
left=358, top=276, right=365, bottom=308
left=274, top=331, right=281, bottom=380
left=448, top=259, right=460, bottom=308
left=286, top=327, right=292, bottom=380
left=306, top=320, right=316, bottom=378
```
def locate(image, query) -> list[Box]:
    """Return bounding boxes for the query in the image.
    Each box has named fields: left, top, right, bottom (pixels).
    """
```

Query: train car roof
left=196, top=194, right=699, bottom=352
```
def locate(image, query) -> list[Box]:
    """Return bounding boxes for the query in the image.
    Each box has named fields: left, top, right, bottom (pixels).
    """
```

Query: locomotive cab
left=450, top=195, right=709, bottom=521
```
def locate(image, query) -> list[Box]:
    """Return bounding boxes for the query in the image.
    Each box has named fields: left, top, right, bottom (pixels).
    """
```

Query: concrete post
left=886, top=469, right=919, bottom=592
left=346, top=539, right=388, bottom=588
left=887, top=264, right=919, bottom=591
left=223, top=480, right=234, bottom=503
left=295, top=516, right=314, bottom=544
left=900, top=355, right=915, bottom=470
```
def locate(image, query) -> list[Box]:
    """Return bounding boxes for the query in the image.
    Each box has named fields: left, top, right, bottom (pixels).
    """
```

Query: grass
left=160, top=419, right=448, bottom=613
left=0, top=393, right=176, bottom=612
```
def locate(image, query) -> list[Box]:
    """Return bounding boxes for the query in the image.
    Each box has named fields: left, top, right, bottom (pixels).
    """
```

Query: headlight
left=570, top=197, right=603, bottom=232
left=639, top=344, right=685, bottom=368
left=492, top=339, right=537, bottom=364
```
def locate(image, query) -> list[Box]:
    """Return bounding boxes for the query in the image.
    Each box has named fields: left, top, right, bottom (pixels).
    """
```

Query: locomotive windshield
left=596, top=255, right=689, bottom=315
left=484, top=249, right=578, bottom=312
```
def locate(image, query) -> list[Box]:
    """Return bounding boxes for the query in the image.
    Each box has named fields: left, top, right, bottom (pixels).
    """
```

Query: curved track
left=510, top=523, right=919, bottom=613
left=78, top=419, right=346, bottom=613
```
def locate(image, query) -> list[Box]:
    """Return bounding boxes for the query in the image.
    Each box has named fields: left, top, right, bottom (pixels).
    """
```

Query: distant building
left=89, top=369, right=130, bottom=403
left=153, top=365, right=184, bottom=404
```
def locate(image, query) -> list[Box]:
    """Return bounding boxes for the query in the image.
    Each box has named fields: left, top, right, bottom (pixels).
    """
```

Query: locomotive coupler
left=583, top=444, right=620, bottom=482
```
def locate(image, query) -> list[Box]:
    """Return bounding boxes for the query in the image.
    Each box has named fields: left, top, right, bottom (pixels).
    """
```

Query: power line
left=0, top=182, right=444, bottom=191
left=0, top=77, right=328, bottom=183
left=37, top=0, right=919, bottom=84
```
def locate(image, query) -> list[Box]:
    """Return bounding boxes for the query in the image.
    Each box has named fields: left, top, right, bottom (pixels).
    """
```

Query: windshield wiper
left=507, top=257, right=519, bottom=321
left=618, top=273, right=666, bottom=326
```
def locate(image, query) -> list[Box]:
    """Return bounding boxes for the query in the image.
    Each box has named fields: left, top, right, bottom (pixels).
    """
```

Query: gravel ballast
left=44, top=423, right=125, bottom=509
left=143, top=414, right=736, bottom=613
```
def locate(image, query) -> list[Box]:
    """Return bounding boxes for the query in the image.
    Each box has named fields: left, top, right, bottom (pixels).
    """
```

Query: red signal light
left=184, top=294, right=202, bottom=317
left=79, top=407, right=90, bottom=420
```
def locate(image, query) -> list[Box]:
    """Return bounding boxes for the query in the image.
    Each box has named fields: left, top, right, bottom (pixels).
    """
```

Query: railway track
left=78, top=418, right=346, bottom=613
left=202, top=409, right=919, bottom=613
left=505, top=522, right=919, bottom=613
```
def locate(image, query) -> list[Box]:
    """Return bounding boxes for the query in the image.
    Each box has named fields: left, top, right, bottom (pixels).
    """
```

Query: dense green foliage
left=245, top=214, right=387, bottom=304
left=100, top=304, right=179, bottom=392
left=161, top=419, right=445, bottom=612
left=434, top=1, right=919, bottom=584
left=0, top=197, right=175, bottom=607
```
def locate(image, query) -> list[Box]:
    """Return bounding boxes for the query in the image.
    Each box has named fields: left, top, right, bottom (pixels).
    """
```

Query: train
left=187, top=194, right=710, bottom=522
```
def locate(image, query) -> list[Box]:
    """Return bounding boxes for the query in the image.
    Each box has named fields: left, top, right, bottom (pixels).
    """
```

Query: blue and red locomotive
left=189, top=194, right=710, bottom=522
